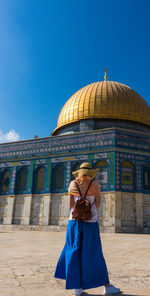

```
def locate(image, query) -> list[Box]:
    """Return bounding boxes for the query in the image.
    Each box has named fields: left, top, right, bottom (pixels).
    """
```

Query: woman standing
left=54, top=162, right=121, bottom=296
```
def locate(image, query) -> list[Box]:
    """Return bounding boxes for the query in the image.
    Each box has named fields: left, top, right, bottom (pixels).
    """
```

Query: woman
left=54, top=162, right=121, bottom=296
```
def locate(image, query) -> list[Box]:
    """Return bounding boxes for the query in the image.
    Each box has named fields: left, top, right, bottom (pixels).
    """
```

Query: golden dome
left=52, top=81, right=150, bottom=135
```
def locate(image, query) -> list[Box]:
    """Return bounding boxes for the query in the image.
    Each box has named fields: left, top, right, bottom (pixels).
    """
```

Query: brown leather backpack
left=72, top=179, right=95, bottom=221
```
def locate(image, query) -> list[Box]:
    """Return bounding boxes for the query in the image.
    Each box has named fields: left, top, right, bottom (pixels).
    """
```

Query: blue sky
left=0, top=0, right=150, bottom=142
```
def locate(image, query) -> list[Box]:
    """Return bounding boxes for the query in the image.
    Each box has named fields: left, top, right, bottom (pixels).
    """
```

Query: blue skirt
left=54, top=220, right=109, bottom=290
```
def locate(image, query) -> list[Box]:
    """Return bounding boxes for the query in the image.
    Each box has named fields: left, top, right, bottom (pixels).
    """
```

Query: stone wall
left=0, top=192, right=116, bottom=231
left=0, top=196, right=8, bottom=224
left=143, top=194, right=150, bottom=227
left=98, top=192, right=115, bottom=232
left=121, top=193, right=136, bottom=227
left=50, top=194, right=69, bottom=225
left=0, top=192, right=150, bottom=233
left=115, top=192, right=150, bottom=233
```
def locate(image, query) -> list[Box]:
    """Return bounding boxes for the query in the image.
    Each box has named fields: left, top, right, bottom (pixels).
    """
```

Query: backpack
left=72, top=179, right=95, bottom=221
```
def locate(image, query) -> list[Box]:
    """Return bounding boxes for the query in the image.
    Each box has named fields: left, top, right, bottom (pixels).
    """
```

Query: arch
left=143, top=164, right=150, bottom=190
left=95, top=160, right=108, bottom=168
left=122, top=160, right=133, bottom=168
left=15, top=166, right=28, bottom=194
left=52, top=164, right=65, bottom=192
left=94, top=160, right=108, bottom=186
left=121, top=160, right=134, bottom=191
left=0, top=169, right=11, bottom=194
left=33, top=165, right=46, bottom=193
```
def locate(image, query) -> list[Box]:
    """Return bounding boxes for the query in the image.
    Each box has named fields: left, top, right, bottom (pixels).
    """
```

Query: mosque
left=0, top=70, right=150, bottom=233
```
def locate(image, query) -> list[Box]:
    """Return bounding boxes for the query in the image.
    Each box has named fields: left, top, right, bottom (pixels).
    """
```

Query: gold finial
left=104, top=67, right=108, bottom=81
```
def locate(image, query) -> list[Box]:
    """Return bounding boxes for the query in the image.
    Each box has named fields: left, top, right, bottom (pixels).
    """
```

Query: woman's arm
left=95, top=194, right=101, bottom=209
left=68, top=194, right=75, bottom=209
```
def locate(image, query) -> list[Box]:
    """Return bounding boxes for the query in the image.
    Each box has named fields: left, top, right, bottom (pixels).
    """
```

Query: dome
left=52, top=80, right=150, bottom=135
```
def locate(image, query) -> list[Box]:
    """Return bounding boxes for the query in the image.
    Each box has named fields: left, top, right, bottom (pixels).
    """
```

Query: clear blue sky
left=0, top=0, right=150, bottom=142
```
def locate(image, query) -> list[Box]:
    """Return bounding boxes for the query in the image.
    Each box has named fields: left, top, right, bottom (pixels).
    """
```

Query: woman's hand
left=68, top=194, right=75, bottom=209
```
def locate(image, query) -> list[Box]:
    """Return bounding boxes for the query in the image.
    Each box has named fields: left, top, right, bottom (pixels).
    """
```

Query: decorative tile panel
left=0, top=130, right=115, bottom=160
left=10, top=167, right=16, bottom=194
left=0, top=128, right=150, bottom=195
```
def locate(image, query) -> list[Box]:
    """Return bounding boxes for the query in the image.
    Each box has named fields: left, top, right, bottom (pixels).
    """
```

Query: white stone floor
left=0, top=227, right=150, bottom=296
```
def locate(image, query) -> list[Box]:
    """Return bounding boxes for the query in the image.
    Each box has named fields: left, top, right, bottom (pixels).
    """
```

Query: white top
left=69, top=195, right=98, bottom=223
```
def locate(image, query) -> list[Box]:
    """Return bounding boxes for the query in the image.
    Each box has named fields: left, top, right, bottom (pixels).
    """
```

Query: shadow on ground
left=83, top=295, right=143, bottom=296
left=82, top=293, right=144, bottom=296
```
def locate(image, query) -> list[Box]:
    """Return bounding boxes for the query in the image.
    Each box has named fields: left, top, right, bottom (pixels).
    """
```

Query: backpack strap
left=74, top=181, right=83, bottom=198
left=74, top=179, right=93, bottom=199
left=83, top=179, right=93, bottom=198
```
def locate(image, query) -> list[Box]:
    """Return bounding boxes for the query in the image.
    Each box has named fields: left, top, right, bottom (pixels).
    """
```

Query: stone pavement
left=0, top=228, right=150, bottom=296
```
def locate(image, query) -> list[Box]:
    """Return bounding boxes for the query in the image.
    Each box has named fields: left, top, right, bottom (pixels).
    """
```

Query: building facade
left=0, top=79, right=150, bottom=233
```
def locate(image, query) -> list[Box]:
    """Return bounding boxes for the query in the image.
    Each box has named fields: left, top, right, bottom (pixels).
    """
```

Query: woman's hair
left=77, top=175, right=87, bottom=184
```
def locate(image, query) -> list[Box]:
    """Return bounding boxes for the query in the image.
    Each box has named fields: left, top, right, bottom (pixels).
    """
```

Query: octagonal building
left=0, top=77, right=150, bottom=233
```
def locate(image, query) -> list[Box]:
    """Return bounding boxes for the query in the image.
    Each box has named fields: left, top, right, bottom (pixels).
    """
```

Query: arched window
left=33, top=166, right=46, bottom=193
left=143, top=165, right=150, bottom=190
left=52, top=164, right=65, bottom=192
left=121, top=161, right=134, bottom=191
left=15, top=166, right=28, bottom=194
left=0, top=169, right=11, bottom=194
left=94, top=160, right=108, bottom=186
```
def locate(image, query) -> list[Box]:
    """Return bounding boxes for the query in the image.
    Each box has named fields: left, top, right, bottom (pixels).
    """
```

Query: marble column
left=115, top=192, right=122, bottom=229
left=43, top=194, right=51, bottom=225
left=135, top=193, right=143, bottom=228
left=3, top=195, right=15, bottom=225
left=22, top=195, right=32, bottom=225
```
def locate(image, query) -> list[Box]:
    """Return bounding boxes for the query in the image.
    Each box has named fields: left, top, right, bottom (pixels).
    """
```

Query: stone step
left=0, top=224, right=67, bottom=232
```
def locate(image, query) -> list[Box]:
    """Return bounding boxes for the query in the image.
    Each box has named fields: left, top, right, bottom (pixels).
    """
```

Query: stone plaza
left=0, top=226, right=149, bottom=296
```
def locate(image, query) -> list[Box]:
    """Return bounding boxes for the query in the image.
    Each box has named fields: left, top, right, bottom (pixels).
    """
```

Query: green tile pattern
left=46, top=158, right=51, bottom=188
left=28, top=160, right=35, bottom=190
left=108, top=152, right=114, bottom=185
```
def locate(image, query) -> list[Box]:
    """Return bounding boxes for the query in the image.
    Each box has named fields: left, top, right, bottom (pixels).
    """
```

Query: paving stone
left=0, top=230, right=149, bottom=296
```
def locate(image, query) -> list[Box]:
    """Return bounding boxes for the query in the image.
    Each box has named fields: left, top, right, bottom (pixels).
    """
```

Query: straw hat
left=72, top=162, right=99, bottom=178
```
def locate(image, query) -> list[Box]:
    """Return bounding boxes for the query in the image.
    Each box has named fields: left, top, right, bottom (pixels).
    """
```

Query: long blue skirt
left=54, top=220, right=109, bottom=290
